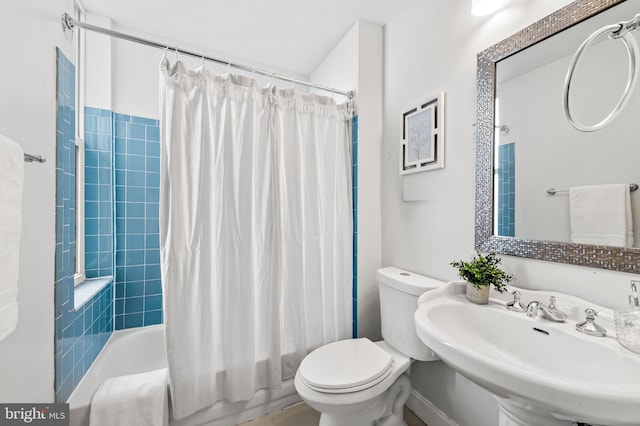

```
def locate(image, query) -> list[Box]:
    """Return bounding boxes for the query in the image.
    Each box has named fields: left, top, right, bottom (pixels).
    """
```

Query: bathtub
left=68, top=324, right=301, bottom=426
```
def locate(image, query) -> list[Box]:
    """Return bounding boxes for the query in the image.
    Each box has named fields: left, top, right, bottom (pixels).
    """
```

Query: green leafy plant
left=450, top=251, right=513, bottom=293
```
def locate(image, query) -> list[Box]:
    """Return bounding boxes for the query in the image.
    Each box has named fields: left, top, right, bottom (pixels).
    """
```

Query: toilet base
left=376, top=373, right=410, bottom=426
left=316, top=374, right=411, bottom=426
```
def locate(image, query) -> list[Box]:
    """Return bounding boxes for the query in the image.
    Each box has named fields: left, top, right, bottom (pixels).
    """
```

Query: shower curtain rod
left=61, top=13, right=354, bottom=99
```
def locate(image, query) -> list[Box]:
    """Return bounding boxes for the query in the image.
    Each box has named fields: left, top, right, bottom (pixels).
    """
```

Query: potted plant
left=450, top=251, right=513, bottom=304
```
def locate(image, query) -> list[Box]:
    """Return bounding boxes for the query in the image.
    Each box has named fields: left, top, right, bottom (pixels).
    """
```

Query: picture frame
left=400, top=92, right=445, bottom=175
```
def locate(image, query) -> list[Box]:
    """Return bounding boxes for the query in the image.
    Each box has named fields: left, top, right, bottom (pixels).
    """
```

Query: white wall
left=311, top=22, right=359, bottom=100
left=102, top=21, right=312, bottom=119
left=0, top=0, right=74, bottom=402
left=356, top=21, right=383, bottom=340
left=311, top=20, right=383, bottom=340
left=382, top=1, right=639, bottom=424
left=111, top=31, right=162, bottom=118
left=85, top=13, right=113, bottom=111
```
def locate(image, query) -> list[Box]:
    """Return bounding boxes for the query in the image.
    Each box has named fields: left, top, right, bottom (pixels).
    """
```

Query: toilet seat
left=297, top=338, right=394, bottom=394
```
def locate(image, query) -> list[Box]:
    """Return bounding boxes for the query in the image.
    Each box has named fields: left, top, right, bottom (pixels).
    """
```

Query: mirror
left=496, top=0, right=640, bottom=247
left=476, top=0, right=640, bottom=273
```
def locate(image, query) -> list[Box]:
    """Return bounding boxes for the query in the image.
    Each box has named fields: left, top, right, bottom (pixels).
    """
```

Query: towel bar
left=24, top=153, right=46, bottom=163
left=546, top=183, right=638, bottom=195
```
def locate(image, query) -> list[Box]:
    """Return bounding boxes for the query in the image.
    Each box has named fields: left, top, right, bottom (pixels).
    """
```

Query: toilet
left=294, top=267, right=443, bottom=426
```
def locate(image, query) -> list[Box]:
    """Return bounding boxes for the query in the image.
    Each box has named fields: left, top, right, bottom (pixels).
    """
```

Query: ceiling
left=79, top=0, right=416, bottom=76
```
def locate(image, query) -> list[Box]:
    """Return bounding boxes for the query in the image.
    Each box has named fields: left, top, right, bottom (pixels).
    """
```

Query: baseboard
left=407, top=389, right=458, bottom=426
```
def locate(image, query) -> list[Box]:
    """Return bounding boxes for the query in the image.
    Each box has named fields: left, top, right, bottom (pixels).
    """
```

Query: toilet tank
left=377, top=267, right=444, bottom=361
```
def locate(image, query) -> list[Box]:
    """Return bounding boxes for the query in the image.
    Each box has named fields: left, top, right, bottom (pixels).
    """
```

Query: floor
left=240, top=402, right=427, bottom=426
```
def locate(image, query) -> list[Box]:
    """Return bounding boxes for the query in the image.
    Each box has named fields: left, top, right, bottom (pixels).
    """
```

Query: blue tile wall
left=84, top=107, right=114, bottom=278
left=55, top=49, right=113, bottom=403
left=113, top=113, right=163, bottom=330
left=497, top=143, right=515, bottom=237
left=352, top=116, right=358, bottom=338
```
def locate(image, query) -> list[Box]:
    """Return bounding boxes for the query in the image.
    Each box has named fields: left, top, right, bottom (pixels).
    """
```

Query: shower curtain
left=159, top=58, right=353, bottom=420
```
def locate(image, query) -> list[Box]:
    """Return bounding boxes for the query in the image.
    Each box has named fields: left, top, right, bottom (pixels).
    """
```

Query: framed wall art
left=400, top=92, right=445, bottom=174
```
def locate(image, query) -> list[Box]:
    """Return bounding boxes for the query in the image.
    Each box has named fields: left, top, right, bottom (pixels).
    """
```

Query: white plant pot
left=466, top=282, right=490, bottom=304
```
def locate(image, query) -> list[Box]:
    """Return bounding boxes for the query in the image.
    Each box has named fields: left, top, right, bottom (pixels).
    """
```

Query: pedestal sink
left=414, top=282, right=640, bottom=426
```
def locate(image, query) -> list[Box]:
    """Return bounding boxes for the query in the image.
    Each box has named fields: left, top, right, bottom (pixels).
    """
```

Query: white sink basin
left=414, top=282, right=640, bottom=426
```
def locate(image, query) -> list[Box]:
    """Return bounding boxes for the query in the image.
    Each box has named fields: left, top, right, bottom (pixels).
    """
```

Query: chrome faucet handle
left=576, top=308, right=607, bottom=337
left=547, top=296, right=566, bottom=316
left=506, top=290, right=526, bottom=312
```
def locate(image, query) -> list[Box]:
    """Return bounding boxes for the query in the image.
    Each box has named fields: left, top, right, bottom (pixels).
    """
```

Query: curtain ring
left=174, top=47, right=179, bottom=62
left=563, top=24, right=640, bottom=132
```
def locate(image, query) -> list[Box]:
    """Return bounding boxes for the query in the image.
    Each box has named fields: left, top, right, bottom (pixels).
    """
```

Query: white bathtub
left=68, top=324, right=300, bottom=426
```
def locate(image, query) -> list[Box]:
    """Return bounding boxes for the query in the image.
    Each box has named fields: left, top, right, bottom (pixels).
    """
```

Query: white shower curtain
left=159, top=59, right=353, bottom=420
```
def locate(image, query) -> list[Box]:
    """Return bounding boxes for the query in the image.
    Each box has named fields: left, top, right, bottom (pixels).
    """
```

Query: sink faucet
left=526, top=297, right=567, bottom=322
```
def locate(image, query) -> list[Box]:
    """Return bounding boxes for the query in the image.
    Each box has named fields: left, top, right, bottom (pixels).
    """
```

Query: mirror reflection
left=494, top=0, right=640, bottom=248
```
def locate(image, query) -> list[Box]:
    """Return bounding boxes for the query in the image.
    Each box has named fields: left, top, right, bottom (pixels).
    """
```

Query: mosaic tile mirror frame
left=474, top=0, right=640, bottom=273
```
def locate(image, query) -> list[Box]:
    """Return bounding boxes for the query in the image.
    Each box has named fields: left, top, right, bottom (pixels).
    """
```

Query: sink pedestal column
left=496, top=399, right=574, bottom=426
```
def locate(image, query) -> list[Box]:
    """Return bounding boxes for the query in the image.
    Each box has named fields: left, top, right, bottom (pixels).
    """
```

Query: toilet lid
left=298, top=338, right=393, bottom=394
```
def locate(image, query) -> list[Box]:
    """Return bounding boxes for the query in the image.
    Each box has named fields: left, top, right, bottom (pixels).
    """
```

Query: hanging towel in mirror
left=0, top=134, right=24, bottom=341
left=569, top=184, right=633, bottom=247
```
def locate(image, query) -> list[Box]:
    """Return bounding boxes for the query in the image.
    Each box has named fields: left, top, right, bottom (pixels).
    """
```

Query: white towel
left=0, top=134, right=24, bottom=342
left=569, top=184, right=634, bottom=247
left=90, top=369, right=169, bottom=426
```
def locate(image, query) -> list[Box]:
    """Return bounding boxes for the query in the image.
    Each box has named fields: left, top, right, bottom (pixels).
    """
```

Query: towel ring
left=563, top=24, right=640, bottom=132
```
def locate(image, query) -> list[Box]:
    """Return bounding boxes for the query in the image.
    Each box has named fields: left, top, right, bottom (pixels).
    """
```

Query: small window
left=74, top=141, right=85, bottom=285
left=73, top=4, right=86, bottom=286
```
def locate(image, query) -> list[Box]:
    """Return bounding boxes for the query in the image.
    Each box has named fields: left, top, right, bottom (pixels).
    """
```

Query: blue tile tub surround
left=84, top=107, right=114, bottom=279
left=113, top=113, right=163, bottom=330
left=352, top=116, right=358, bottom=338
left=55, top=49, right=113, bottom=403
left=497, top=143, right=515, bottom=237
